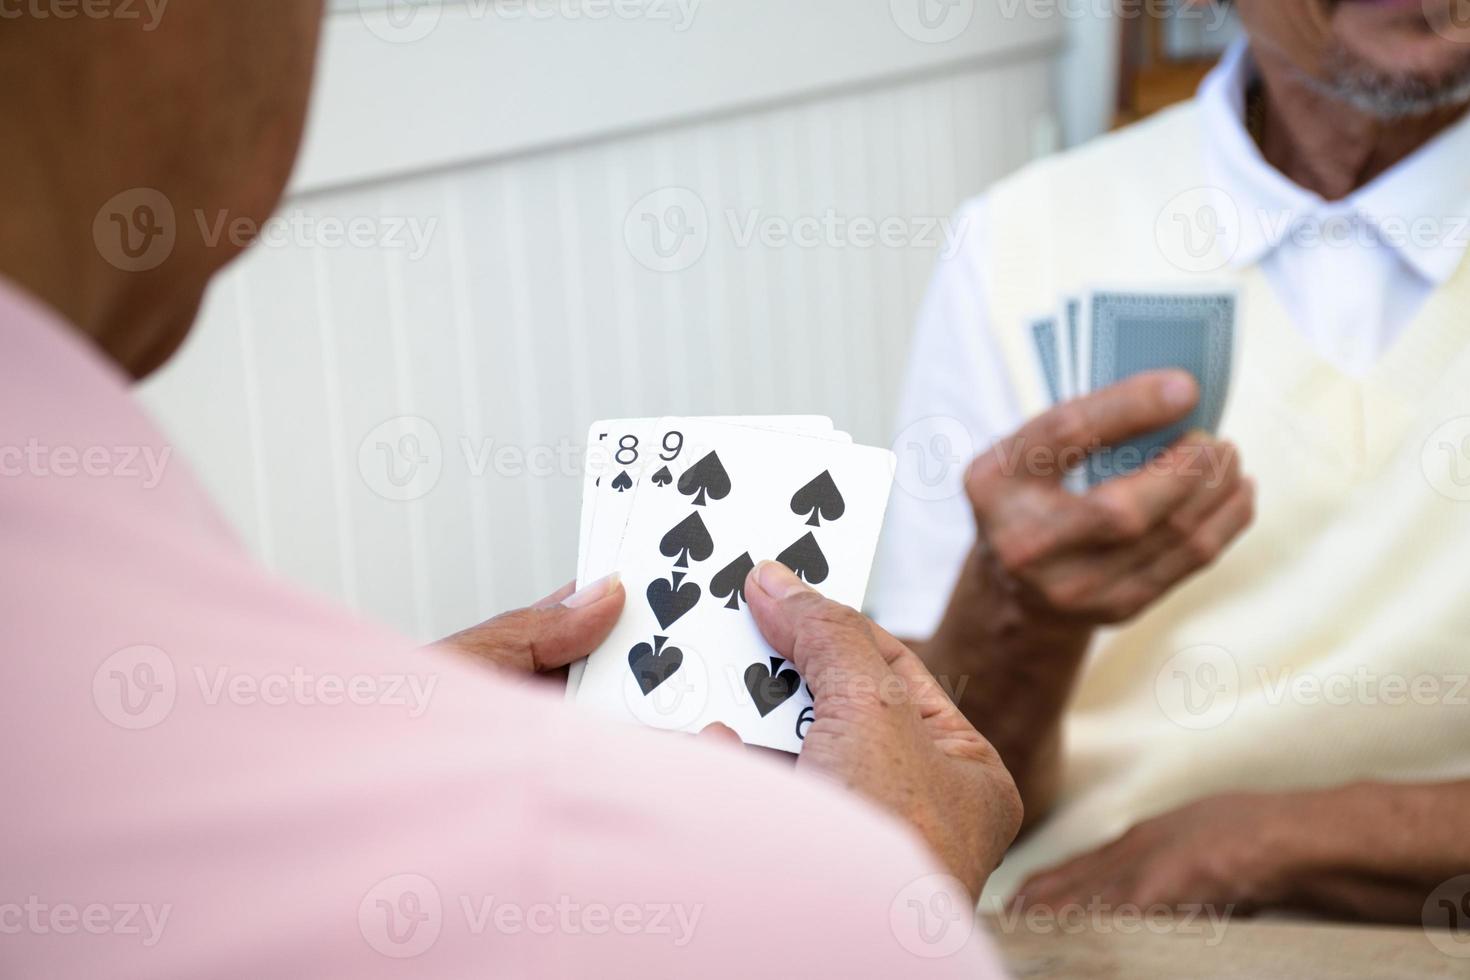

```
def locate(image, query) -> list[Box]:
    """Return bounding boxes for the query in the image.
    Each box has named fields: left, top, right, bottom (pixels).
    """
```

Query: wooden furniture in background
left=1114, top=0, right=1225, bottom=128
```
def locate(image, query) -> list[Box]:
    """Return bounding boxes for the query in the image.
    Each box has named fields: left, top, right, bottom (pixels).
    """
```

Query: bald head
left=0, top=0, right=324, bottom=376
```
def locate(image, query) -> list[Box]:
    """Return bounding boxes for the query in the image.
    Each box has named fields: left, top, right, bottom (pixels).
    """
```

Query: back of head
left=0, top=0, right=325, bottom=377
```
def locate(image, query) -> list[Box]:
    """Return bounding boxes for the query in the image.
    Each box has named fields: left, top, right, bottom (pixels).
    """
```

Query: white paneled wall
left=140, top=4, right=1062, bottom=640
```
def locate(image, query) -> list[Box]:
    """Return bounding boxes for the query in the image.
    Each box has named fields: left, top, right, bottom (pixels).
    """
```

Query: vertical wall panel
left=140, top=57, right=1059, bottom=638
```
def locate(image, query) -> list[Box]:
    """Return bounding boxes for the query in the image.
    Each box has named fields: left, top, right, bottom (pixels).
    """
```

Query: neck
left=0, top=126, right=103, bottom=334
left=0, top=123, right=196, bottom=380
left=1252, top=46, right=1469, bottom=201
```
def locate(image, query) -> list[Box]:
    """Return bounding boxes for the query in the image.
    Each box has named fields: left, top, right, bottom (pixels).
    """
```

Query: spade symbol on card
left=647, top=575, right=701, bottom=630
left=628, top=636, right=684, bottom=696
left=790, top=470, right=846, bottom=527
left=776, top=532, right=829, bottom=585
left=660, top=512, right=714, bottom=569
left=677, top=452, right=732, bottom=506
left=709, top=552, right=755, bottom=610
left=744, top=657, right=801, bottom=718
left=651, top=466, right=674, bottom=488
left=611, top=470, right=634, bottom=493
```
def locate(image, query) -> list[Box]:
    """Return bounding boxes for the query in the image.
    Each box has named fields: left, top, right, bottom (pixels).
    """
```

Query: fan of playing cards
left=1031, top=288, right=1238, bottom=487
left=567, top=416, right=897, bottom=754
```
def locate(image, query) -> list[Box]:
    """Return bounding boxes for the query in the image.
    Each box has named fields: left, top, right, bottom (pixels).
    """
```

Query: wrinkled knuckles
left=1184, top=529, right=1223, bottom=570
left=1164, top=506, right=1198, bottom=542
left=1038, top=404, right=1092, bottom=455
left=988, top=527, right=1048, bottom=576
left=965, top=452, right=1013, bottom=512
left=791, top=603, right=877, bottom=663
left=1090, top=495, right=1149, bottom=543
left=1040, top=574, right=1104, bottom=613
left=1100, top=588, right=1153, bottom=624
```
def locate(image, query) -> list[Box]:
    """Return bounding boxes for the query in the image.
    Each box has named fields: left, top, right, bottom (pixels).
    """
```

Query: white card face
left=577, top=416, right=835, bottom=585
left=574, top=418, right=897, bottom=754
left=569, top=416, right=835, bottom=701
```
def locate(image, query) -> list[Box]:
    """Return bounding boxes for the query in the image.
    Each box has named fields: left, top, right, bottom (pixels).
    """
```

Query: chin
left=1327, top=0, right=1470, bottom=116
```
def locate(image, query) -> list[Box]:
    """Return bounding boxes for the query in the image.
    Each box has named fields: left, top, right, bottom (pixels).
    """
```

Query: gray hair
left=1309, top=43, right=1470, bottom=121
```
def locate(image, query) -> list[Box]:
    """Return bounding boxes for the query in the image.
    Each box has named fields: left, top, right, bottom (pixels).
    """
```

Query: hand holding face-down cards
left=1008, top=288, right=1255, bottom=624
left=967, top=371, right=1255, bottom=626
left=1031, top=288, right=1236, bottom=487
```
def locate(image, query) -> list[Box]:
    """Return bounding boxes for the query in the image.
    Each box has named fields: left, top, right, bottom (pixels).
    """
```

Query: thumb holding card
left=743, top=560, right=892, bottom=695
left=439, top=573, right=625, bottom=676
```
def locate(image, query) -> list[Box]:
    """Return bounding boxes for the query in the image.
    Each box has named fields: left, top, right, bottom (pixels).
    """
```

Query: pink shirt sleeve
left=0, top=286, right=1009, bottom=979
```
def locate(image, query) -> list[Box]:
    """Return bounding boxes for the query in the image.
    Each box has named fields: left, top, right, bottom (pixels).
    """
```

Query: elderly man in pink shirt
left=0, top=2, right=1021, bottom=977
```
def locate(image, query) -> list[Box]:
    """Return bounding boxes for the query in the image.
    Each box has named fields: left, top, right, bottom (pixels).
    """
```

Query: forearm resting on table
left=908, top=547, right=1094, bottom=830
left=1281, top=780, right=1470, bottom=923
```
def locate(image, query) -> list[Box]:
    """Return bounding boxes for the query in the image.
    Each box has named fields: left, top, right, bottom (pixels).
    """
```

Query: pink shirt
left=0, top=282, right=1006, bottom=979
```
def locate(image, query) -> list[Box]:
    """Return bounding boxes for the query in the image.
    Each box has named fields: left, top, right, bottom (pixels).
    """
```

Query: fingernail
left=562, top=572, right=620, bottom=609
left=1162, top=373, right=1197, bottom=409
left=753, top=560, right=810, bottom=599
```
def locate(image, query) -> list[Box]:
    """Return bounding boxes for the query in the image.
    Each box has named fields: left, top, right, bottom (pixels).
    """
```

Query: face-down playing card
left=1079, top=288, right=1236, bottom=486
left=574, top=418, right=896, bottom=754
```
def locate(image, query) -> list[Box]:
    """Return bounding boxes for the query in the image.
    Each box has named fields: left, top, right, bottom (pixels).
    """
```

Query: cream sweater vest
left=980, top=102, right=1470, bottom=900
